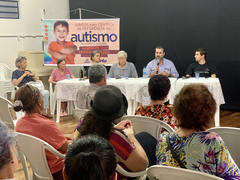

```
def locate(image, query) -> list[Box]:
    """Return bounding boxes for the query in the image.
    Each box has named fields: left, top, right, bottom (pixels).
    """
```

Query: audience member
left=76, top=64, right=107, bottom=109
left=135, top=75, right=176, bottom=130
left=64, top=135, right=117, bottom=180
left=14, top=85, right=69, bottom=180
left=12, top=56, right=49, bottom=113
left=0, top=121, right=18, bottom=180
left=48, top=59, right=75, bottom=116
left=74, top=85, right=155, bottom=176
left=185, top=48, right=217, bottom=78
left=156, top=84, right=240, bottom=179
left=145, top=46, right=179, bottom=78
left=109, top=50, right=138, bottom=78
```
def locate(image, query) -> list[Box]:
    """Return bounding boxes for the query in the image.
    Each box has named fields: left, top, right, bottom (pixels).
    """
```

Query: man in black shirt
left=186, top=48, right=217, bottom=78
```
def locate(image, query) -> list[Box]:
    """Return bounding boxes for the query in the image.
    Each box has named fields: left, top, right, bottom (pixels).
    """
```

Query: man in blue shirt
left=145, top=46, right=179, bottom=78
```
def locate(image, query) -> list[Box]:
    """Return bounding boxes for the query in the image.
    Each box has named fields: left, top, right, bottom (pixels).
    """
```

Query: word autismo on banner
left=43, top=19, right=120, bottom=65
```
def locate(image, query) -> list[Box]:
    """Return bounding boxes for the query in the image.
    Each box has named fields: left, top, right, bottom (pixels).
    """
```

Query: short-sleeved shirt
left=135, top=104, right=176, bottom=130
left=109, top=62, right=138, bottom=78
left=49, top=41, right=76, bottom=64
left=145, top=58, right=179, bottom=78
left=185, top=62, right=217, bottom=77
left=76, top=84, right=100, bottom=109
left=156, top=131, right=240, bottom=179
left=12, top=69, right=34, bottom=87
left=16, top=113, right=67, bottom=174
left=51, top=67, right=73, bottom=82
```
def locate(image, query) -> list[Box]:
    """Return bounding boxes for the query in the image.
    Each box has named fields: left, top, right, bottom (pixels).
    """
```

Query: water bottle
left=143, top=67, right=148, bottom=78
left=66, top=74, right=70, bottom=80
left=79, top=68, right=84, bottom=79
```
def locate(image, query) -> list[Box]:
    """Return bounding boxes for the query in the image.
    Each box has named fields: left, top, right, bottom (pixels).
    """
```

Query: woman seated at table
left=109, top=50, right=138, bottom=78
left=48, top=59, right=75, bottom=116
left=12, top=56, right=49, bottom=114
left=14, top=84, right=69, bottom=180
left=0, top=120, right=18, bottom=180
left=156, top=84, right=240, bottom=179
left=64, top=135, right=117, bottom=180
left=74, top=85, right=154, bottom=176
left=135, top=75, right=176, bottom=130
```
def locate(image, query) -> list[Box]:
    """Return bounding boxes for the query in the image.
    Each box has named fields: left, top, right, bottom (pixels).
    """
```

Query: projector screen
left=42, top=19, right=120, bottom=66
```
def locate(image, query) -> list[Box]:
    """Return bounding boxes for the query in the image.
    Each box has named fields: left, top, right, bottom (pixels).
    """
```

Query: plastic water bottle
left=143, top=67, right=148, bottom=78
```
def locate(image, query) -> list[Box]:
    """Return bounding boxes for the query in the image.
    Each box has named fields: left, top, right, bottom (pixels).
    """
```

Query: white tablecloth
left=54, top=77, right=225, bottom=126
left=54, top=78, right=177, bottom=122
left=175, top=78, right=225, bottom=126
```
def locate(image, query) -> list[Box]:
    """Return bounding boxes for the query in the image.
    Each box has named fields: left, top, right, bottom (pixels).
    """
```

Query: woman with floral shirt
left=156, top=84, right=240, bottom=179
left=135, top=75, right=176, bottom=130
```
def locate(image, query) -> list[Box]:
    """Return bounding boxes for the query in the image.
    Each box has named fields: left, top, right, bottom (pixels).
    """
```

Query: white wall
left=0, top=0, right=70, bottom=69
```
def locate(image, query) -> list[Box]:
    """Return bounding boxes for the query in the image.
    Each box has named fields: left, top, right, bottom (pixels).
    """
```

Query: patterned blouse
left=135, top=104, right=176, bottom=129
left=156, top=131, right=240, bottom=179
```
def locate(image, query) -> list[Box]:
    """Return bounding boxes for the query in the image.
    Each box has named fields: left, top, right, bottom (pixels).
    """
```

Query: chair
left=122, top=115, right=175, bottom=139
left=0, top=63, right=15, bottom=99
left=0, top=96, right=15, bottom=129
left=49, top=82, right=72, bottom=118
left=116, top=116, right=174, bottom=179
left=15, top=132, right=65, bottom=180
left=49, top=82, right=56, bottom=115
left=147, top=165, right=223, bottom=180
left=208, top=127, right=240, bottom=167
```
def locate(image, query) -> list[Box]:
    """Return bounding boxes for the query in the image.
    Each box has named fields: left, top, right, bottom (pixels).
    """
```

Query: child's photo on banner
left=43, top=19, right=120, bottom=66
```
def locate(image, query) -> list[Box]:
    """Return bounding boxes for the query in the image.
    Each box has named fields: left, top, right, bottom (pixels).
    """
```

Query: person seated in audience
left=0, top=121, right=18, bottom=180
left=156, top=84, right=240, bottom=179
left=12, top=56, right=49, bottom=114
left=185, top=48, right=217, bottom=78
left=64, top=135, right=117, bottom=180
left=14, top=85, right=69, bottom=180
left=76, top=64, right=107, bottom=109
left=135, top=75, right=176, bottom=130
left=74, top=85, right=156, bottom=177
left=109, top=50, right=138, bottom=78
left=48, top=59, right=75, bottom=116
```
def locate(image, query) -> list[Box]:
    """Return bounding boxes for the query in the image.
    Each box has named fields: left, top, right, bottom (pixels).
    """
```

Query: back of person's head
left=148, top=74, right=170, bottom=101
left=88, top=64, right=107, bottom=84
left=54, top=20, right=69, bottom=32
left=13, top=84, right=42, bottom=113
left=196, top=48, right=207, bottom=59
left=78, top=85, right=128, bottom=139
left=15, top=56, right=26, bottom=68
left=64, top=135, right=117, bottom=180
left=0, top=121, right=16, bottom=170
left=91, top=50, right=101, bottom=61
left=173, top=84, right=216, bottom=131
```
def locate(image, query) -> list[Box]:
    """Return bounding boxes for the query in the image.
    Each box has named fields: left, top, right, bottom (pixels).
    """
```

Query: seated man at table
left=186, top=48, right=217, bottom=78
left=76, top=64, right=107, bottom=109
left=145, top=46, right=179, bottom=78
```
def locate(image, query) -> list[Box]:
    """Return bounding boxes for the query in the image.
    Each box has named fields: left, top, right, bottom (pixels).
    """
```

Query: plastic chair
left=147, top=165, right=223, bottom=180
left=0, top=96, right=15, bottom=129
left=208, top=127, right=240, bottom=167
left=0, top=63, right=15, bottom=98
left=15, top=132, right=65, bottom=180
left=122, top=115, right=175, bottom=139
left=49, top=82, right=56, bottom=115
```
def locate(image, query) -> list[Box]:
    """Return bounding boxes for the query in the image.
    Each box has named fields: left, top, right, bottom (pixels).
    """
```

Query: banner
left=43, top=19, right=120, bottom=66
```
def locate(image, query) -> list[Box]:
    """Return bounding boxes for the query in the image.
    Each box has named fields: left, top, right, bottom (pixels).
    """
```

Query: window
left=0, top=0, right=19, bottom=19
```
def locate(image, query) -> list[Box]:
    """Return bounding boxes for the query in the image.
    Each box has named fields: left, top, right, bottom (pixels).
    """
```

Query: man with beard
left=145, top=46, right=179, bottom=78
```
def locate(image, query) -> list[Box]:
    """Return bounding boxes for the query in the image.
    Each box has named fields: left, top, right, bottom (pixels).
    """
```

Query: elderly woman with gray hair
left=12, top=56, right=50, bottom=114
left=109, top=50, right=138, bottom=78
left=0, top=121, right=18, bottom=179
